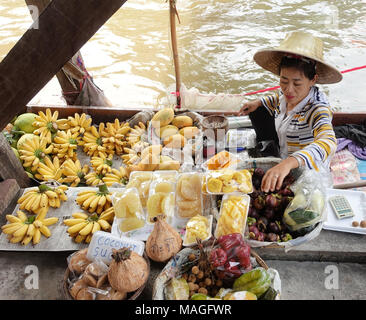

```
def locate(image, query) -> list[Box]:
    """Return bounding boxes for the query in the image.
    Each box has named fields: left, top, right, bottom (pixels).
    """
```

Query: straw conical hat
left=253, top=31, right=342, bottom=84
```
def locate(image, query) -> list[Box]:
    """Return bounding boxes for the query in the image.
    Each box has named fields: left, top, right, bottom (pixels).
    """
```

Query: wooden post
left=169, top=0, right=181, bottom=107
left=0, top=134, right=31, bottom=188
left=0, top=0, right=127, bottom=130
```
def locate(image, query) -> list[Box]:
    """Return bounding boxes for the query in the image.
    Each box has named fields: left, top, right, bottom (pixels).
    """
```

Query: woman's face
left=279, top=67, right=317, bottom=108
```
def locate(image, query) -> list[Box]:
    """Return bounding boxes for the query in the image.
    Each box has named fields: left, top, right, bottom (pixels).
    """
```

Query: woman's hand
left=237, top=99, right=261, bottom=116
left=261, top=157, right=300, bottom=192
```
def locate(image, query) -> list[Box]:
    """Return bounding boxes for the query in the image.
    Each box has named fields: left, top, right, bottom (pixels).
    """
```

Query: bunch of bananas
left=84, top=170, right=105, bottom=186
left=60, top=159, right=89, bottom=187
left=90, top=154, right=113, bottom=175
left=64, top=209, right=114, bottom=243
left=75, top=184, right=112, bottom=214
left=52, top=129, right=79, bottom=161
left=1, top=210, right=58, bottom=245
left=18, top=136, right=53, bottom=173
left=33, top=108, right=62, bottom=143
left=34, top=156, right=63, bottom=182
left=121, top=146, right=143, bottom=166
left=102, top=167, right=129, bottom=186
left=17, top=184, right=68, bottom=214
left=57, top=113, right=92, bottom=136
left=125, top=122, right=148, bottom=147
left=79, top=125, right=108, bottom=158
left=100, top=119, right=131, bottom=155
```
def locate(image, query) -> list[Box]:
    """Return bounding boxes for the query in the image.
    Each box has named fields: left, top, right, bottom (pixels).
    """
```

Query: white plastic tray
left=323, top=188, right=366, bottom=235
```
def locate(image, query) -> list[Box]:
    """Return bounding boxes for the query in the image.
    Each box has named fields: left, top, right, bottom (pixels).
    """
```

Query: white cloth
left=275, top=87, right=315, bottom=159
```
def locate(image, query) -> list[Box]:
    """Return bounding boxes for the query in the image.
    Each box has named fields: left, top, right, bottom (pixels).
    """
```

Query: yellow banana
left=79, top=222, right=94, bottom=236
left=98, top=219, right=111, bottom=231
left=26, top=224, right=36, bottom=237
left=72, top=212, right=89, bottom=219
left=32, top=228, right=41, bottom=245
left=39, top=224, right=51, bottom=238
left=6, top=215, right=22, bottom=224
left=13, top=224, right=29, bottom=238
left=42, top=217, right=59, bottom=226
left=67, top=221, right=88, bottom=234
left=74, top=234, right=86, bottom=243
left=16, top=210, right=28, bottom=222
left=63, top=218, right=86, bottom=227
left=9, top=236, right=23, bottom=244
left=21, top=235, right=33, bottom=246
left=92, top=221, right=101, bottom=234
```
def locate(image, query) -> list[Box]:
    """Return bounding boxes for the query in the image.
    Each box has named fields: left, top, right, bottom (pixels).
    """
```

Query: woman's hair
left=279, top=55, right=317, bottom=80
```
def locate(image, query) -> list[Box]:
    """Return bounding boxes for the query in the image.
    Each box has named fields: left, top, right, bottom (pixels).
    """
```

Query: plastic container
left=146, top=179, right=175, bottom=224
left=202, top=150, right=240, bottom=171
left=214, top=193, right=250, bottom=239
left=153, top=170, right=179, bottom=183
left=175, top=172, right=204, bottom=219
left=112, top=188, right=146, bottom=234
left=126, top=171, right=154, bottom=208
left=205, top=168, right=253, bottom=195
left=183, top=215, right=213, bottom=247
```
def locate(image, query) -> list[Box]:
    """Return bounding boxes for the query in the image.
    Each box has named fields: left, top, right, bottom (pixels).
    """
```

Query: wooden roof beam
left=0, top=0, right=127, bottom=130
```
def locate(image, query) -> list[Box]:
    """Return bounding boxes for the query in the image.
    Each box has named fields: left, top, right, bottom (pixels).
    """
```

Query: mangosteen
left=257, top=217, right=269, bottom=232
left=265, top=233, right=280, bottom=242
left=268, top=221, right=281, bottom=234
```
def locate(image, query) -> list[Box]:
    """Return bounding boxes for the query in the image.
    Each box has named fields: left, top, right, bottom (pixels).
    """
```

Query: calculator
left=328, top=195, right=355, bottom=219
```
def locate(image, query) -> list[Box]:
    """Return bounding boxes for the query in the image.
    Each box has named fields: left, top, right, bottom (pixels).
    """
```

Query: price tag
left=86, top=231, right=145, bottom=264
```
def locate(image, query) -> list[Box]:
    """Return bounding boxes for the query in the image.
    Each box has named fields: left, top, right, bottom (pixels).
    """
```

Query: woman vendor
left=238, top=31, right=343, bottom=193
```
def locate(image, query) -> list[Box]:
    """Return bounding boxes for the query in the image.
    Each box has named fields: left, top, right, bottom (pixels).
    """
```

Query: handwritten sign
left=86, top=231, right=145, bottom=264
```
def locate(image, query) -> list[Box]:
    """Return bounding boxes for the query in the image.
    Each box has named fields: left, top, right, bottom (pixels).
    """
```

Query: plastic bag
left=282, top=169, right=328, bottom=235
left=210, top=233, right=254, bottom=281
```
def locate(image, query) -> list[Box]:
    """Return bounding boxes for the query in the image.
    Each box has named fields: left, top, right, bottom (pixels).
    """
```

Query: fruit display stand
left=0, top=186, right=124, bottom=251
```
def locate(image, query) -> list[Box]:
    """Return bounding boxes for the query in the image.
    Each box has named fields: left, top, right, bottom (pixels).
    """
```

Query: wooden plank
left=0, top=134, right=31, bottom=188
left=0, top=180, right=20, bottom=216
left=25, top=105, right=366, bottom=127
left=0, top=0, right=127, bottom=130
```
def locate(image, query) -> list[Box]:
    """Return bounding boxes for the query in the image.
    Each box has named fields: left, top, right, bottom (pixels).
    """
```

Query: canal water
left=0, top=0, right=366, bottom=111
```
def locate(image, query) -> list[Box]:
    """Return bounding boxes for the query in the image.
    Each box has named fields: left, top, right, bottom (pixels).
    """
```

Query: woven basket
left=62, top=251, right=150, bottom=300
left=152, top=246, right=271, bottom=300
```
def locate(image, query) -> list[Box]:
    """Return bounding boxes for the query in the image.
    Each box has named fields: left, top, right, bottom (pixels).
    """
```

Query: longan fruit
left=197, top=271, right=204, bottom=279
left=198, top=287, right=208, bottom=295
left=188, top=282, right=196, bottom=291
left=188, top=274, right=196, bottom=283
left=216, top=279, right=223, bottom=287
left=204, top=278, right=212, bottom=286
left=199, top=281, right=205, bottom=288
left=188, top=253, right=196, bottom=261
left=361, top=220, right=366, bottom=228
left=194, top=283, right=199, bottom=291
left=191, top=266, right=199, bottom=275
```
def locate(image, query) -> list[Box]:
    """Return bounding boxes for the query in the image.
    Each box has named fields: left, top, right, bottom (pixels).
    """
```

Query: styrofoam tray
left=323, top=188, right=366, bottom=235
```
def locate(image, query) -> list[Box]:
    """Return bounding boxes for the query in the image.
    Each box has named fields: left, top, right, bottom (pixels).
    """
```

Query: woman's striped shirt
left=260, top=86, right=337, bottom=171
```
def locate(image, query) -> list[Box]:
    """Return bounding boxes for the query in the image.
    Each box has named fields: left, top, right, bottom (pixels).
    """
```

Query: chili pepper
left=217, top=233, right=244, bottom=254
left=209, top=248, right=228, bottom=268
